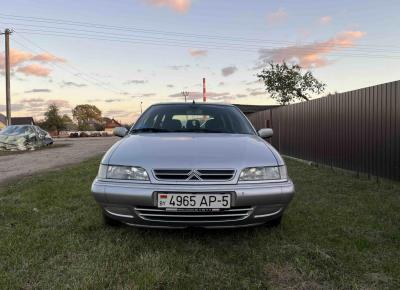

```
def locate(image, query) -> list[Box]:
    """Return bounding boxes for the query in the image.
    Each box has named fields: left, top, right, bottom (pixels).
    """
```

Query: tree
left=72, top=104, right=102, bottom=131
left=40, top=104, right=66, bottom=132
left=257, top=62, right=326, bottom=105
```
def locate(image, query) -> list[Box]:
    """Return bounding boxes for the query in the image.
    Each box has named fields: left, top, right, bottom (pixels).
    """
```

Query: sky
left=0, top=0, right=400, bottom=123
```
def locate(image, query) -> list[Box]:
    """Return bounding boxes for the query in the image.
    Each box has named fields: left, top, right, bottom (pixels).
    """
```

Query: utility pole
left=181, top=91, right=189, bottom=103
left=140, top=101, right=143, bottom=114
left=2, top=29, right=12, bottom=125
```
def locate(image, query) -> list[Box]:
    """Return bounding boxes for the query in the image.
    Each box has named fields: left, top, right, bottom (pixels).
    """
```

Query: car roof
left=150, top=102, right=235, bottom=107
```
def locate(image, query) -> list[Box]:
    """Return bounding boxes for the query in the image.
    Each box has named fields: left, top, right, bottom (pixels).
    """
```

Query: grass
left=0, top=143, right=70, bottom=156
left=0, top=158, right=399, bottom=289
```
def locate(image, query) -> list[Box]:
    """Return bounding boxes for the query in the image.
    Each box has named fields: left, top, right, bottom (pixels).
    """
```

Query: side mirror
left=258, top=128, right=273, bottom=138
left=113, top=127, right=128, bottom=138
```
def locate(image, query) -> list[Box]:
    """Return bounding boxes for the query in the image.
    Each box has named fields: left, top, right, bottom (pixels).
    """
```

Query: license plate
left=157, top=193, right=231, bottom=209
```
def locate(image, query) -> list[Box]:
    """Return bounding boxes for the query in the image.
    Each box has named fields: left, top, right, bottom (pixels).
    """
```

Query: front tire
left=102, top=211, right=121, bottom=227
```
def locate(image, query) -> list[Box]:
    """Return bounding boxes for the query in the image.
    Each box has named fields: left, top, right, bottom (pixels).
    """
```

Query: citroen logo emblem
left=187, top=170, right=202, bottom=181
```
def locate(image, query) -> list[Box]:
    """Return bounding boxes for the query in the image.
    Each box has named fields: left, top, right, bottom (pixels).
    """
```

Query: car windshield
left=0, top=125, right=33, bottom=136
left=132, top=104, right=255, bottom=134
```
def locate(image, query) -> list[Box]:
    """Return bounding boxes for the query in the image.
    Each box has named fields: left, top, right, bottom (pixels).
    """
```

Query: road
left=0, top=137, right=119, bottom=185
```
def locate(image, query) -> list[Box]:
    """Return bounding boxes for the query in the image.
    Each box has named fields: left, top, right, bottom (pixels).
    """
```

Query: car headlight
left=97, top=164, right=149, bottom=181
left=239, top=165, right=287, bottom=181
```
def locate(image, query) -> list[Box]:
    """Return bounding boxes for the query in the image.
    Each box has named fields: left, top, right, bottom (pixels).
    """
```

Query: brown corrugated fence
left=247, top=80, right=400, bottom=181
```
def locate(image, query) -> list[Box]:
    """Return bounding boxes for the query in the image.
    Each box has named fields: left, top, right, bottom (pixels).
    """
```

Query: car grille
left=153, top=169, right=236, bottom=182
left=134, top=207, right=253, bottom=223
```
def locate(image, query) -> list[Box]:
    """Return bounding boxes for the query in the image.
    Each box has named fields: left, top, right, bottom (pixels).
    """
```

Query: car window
left=132, top=104, right=255, bottom=134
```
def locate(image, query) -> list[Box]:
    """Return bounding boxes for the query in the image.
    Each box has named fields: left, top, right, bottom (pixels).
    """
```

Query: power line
left=11, top=28, right=400, bottom=60
left=13, top=33, right=127, bottom=95
left=1, top=13, right=399, bottom=51
left=4, top=22, right=399, bottom=55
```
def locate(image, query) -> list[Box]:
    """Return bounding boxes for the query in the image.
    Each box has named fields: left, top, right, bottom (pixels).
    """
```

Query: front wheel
left=102, top=211, right=121, bottom=227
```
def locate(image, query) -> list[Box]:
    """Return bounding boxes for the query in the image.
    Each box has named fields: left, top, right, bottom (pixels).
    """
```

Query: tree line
left=37, top=104, right=106, bottom=133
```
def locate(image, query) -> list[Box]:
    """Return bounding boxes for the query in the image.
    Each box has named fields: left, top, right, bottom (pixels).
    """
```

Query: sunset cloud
left=319, top=16, right=332, bottom=25
left=221, top=66, right=238, bottom=77
left=62, top=81, right=87, bottom=88
left=1, top=49, right=33, bottom=66
left=0, top=48, right=65, bottom=77
left=257, top=30, right=366, bottom=68
left=124, top=79, right=148, bottom=85
left=144, top=0, right=191, bottom=13
left=168, top=65, right=190, bottom=70
left=189, top=49, right=208, bottom=57
left=17, top=64, right=52, bottom=77
left=24, top=89, right=52, bottom=94
left=47, top=99, right=71, bottom=108
left=32, top=52, right=66, bottom=63
left=267, top=8, right=288, bottom=25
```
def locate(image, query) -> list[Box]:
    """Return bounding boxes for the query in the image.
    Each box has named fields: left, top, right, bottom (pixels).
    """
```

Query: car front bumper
left=91, top=179, right=295, bottom=229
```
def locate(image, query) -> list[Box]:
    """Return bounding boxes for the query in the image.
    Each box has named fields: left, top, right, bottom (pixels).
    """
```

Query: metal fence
left=248, top=80, right=400, bottom=181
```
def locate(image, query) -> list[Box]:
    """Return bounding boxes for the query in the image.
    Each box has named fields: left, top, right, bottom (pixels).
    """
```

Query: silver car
left=91, top=103, right=294, bottom=229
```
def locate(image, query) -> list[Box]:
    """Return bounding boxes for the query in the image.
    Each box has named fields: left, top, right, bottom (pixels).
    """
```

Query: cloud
left=257, top=30, right=366, bottom=68
left=124, top=80, right=148, bottom=85
left=221, top=66, right=238, bottom=77
left=319, top=16, right=332, bottom=25
left=236, top=94, right=247, bottom=98
left=189, top=49, right=208, bottom=57
left=62, top=81, right=87, bottom=87
left=0, top=103, right=26, bottom=112
left=0, top=49, right=32, bottom=67
left=105, top=98, right=123, bottom=103
left=47, top=99, right=71, bottom=108
left=0, top=48, right=65, bottom=78
left=131, top=93, right=156, bottom=98
left=267, top=8, right=288, bottom=25
left=144, top=0, right=191, bottom=13
left=16, top=64, right=51, bottom=77
left=168, top=65, right=190, bottom=70
left=250, top=90, right=265, bottom=96
left=19, top=98, right=70, bottom=110
left=104, top=110, right=137, bottom=119
left=246, top=87, right=266, bottom=96
left=31, top=53, right=66, bottom=63
left=21, top=98, right=45, bottom=104
left=24, top=89, right=51, bottom=94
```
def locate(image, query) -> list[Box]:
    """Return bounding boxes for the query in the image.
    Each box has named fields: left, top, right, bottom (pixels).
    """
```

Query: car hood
left=104, top=133, right=280, bottom=170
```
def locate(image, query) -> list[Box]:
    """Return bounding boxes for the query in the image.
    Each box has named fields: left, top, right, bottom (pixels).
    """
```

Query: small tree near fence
left=257, top=62, right=326, bottom=105
left=38, top=104, right=70, bottom=133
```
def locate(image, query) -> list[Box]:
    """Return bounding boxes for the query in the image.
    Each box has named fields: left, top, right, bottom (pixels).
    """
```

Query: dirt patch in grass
left=264, top=263, right=323, bottom=290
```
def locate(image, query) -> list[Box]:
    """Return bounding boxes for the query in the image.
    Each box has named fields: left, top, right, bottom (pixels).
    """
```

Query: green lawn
left=0, top=158, right=399, bottom=289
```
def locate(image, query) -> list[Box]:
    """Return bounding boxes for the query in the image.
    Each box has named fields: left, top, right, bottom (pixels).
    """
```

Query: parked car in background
left=91, top=103, right=294, bottom=229
left=0, top=125, right=53, bottom=151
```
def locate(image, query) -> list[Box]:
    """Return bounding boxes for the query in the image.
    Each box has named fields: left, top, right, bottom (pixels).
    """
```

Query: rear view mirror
left=258, top=128, right=273, bottom=138
left=113, top=127, right=128, bottom=137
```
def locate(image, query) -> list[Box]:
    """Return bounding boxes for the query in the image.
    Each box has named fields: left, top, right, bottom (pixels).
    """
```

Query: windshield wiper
left=130, top=128, right=171, bottom=134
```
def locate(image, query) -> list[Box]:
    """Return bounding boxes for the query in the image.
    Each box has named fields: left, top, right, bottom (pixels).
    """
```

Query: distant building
left=11, top=117, right=35, bottom=125
left=103, top=118, right=122, bottom=133
left=233, top=104, right=281, bottom=116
